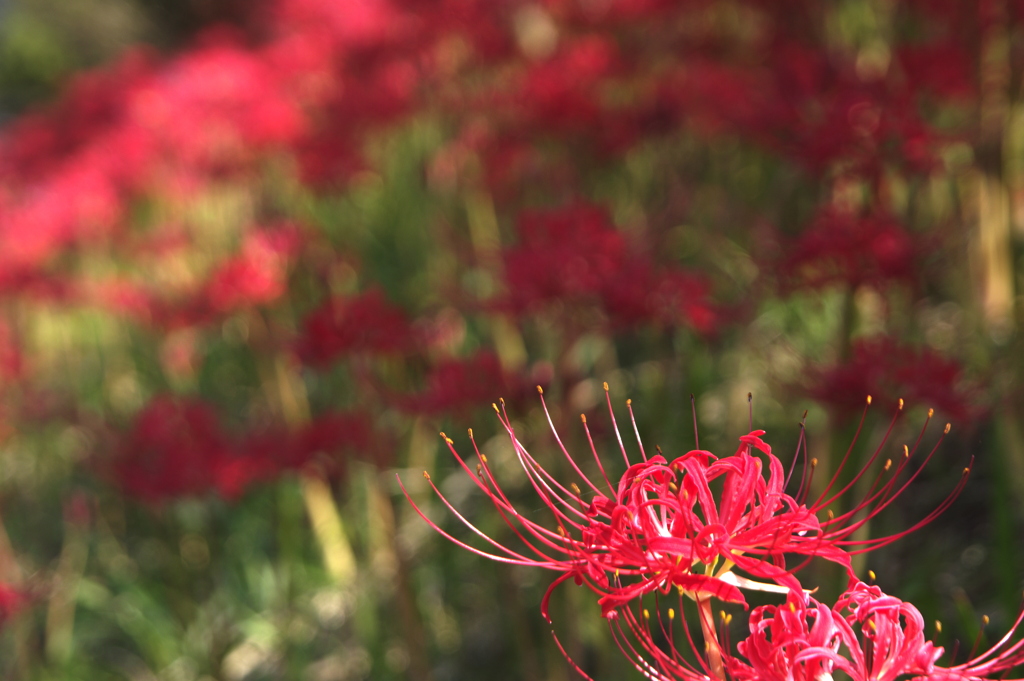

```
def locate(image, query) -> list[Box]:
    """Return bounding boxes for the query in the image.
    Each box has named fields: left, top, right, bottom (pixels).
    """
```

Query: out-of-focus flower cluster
left=0, top=0, right=993, bottom=501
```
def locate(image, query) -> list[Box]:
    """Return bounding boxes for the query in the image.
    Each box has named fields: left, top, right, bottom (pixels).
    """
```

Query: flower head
left=400, top=387, right=966, bottom=675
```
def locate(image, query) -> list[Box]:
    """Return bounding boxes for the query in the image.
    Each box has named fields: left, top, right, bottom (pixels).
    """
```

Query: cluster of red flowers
left=111, top=396, right=375, bottom=502
left=0, top=0, right=991, bottom=501
left=806, top=338, right=982, bottom=423
left=405, top=389, right=1021, bottom=680
left=502, top=203, right=719, bottom=333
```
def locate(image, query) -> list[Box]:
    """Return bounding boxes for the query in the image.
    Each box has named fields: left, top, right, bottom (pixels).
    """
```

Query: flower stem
left=697, top=597, right=725, bottom=681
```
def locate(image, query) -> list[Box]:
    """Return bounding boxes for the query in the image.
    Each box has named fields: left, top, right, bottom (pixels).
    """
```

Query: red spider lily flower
left=501, top=202, right=719, bottom=333
left=112, top=396, right=376, bottom=502
left=612, top=579, right=1024, bottom=681
left=400, top=387, right=967, bottom=675
left=732, top=588, right=844, bottom=681
left=830, top=581, right=944, bottom=681
left=295, top=288, right=414, bottom=364
left=778, top=207, right=920, bottom=293
left=397, top=351, right=527, bottom=416
left=805, top=337, right=983, bottom=423
left=764, top=582, right=1024, bottom=681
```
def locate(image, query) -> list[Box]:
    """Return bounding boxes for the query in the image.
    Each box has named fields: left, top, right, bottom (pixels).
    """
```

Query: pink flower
left=734, top=589, right=844, bottom=681
left=831, top=581, right=943, bottom=681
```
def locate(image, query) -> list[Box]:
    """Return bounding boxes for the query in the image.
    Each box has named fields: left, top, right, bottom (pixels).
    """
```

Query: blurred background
left=0, top=0, right=1021, bottom=678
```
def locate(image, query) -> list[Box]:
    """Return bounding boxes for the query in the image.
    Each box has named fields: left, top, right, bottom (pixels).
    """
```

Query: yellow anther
left=439, top=431, right=447, bottom=439
left=480, top=454, right=488, bottom=463
left=626, top=398, right=632, bottom=406
left=903, top=445, right=909, bottom=458
left=476, top=464, right=483, bottom=476
left=537, top=385, right=544, bottom=394
left=935, top=620, right=942, bottom=634
left=557, top=526, right=567, bottom=537
left=644, top=609, right=650, bottom=620
left=983, top=615, right=990, bottom=626
left=446, top=437, right=454, bottom=445
left=868, top=570, right=876, bottom=581
left=492, top=403, right=499, bottom=413
left=826, top=509, right=834, bottom=520
left=423, top=471, right=431, bottom=480
left=866, top=395, right=872, bottom=405
left=614, top=569, right=620, bottom=578
left=668, top=482, right=679, bottom=493
left=869, top=620, right=877, bottom=632
left=668, top=608, right=675, bottom=620
left=603, top=381, right=609, bottom=392
left=898, top=398, right=904, bottom=410
left=928, top=408, right=934, bottom=418
left=677, top=585, right=685, bottom=596
left=789, top=602, right=796, bottom=612
left=467, top=428, right=474, bottom=438
left=944, top=423, right=951, bottom=434
left=963, top=467, right=970, bottom=475
left=811, top=458, right=818, bottom=467
left=571, top=483, right=582, bottom=496
left=884, top=459, right=892, bottom=471
left=500, top=397, right=506, bottom=406
left=581, top=414, right=587, bottom=424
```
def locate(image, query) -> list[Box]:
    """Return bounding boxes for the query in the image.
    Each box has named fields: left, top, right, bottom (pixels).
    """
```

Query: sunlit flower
left=401, top=387, right=966, bottom=673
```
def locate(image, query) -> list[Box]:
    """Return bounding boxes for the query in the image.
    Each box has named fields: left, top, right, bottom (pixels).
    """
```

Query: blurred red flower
left=806, top=337, right=982, bottom=422
left=296, top=289, right=414, bottom=364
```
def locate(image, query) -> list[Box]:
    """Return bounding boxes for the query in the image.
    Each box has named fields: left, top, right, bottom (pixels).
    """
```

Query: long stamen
left=604, top=381, right=633, bottom=469
left=784, top=411, right=808, bottom=489
left=691, top=394, right=699, bottom=450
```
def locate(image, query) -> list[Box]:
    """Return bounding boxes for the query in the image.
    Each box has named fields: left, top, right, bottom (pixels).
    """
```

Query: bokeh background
left=0, top=0, right=1021, bottom=679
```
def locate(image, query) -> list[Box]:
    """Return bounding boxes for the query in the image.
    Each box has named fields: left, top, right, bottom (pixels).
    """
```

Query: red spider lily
left=830, top=581, right=944, bottom=681
left=397, top=351, right=528, bottom=416
left=778, top=207, right=920, bottom=293
left=295, top=288, right=414, bottom=364
left=400, top=387, right=967, bottom=675
left=733, top=589, right=844, bottom=681
left=805, top=337, right=983, bottom=423
left=742, top=582, right=1024, bottom=681
left=501, top=202, right=718, bottom=333
left=112, top=396, right=375, bottom=502
left=614, top=580, right=1024, bottom=681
